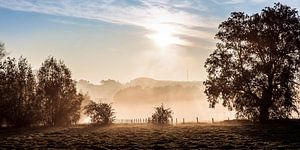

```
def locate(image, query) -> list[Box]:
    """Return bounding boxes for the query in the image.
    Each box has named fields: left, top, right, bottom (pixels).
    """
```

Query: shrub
left=84, top=101, right=115, bottom=125
left=152, top=104, right=172, bottom=124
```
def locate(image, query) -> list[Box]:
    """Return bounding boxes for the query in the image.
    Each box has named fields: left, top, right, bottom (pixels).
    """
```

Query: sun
left=148, top=32, right=181, bottom=48
left=147, top=24, right=185, bottom=48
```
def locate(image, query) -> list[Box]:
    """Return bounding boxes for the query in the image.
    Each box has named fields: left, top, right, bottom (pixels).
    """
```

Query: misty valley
left=77, top=77, right=233, bottom=123
left=1, top=1, right=300, bottom=149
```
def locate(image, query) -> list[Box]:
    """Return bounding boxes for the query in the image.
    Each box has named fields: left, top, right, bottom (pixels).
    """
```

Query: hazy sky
left=0, top=0, right=299, bottom=84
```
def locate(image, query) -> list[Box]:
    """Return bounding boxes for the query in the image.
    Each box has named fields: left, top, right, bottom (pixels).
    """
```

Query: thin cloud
left=212, top=0, right=267, bottom=4
left=2, top=0, right=295, bottom=47
left=0, top=0, right=219, bottom=47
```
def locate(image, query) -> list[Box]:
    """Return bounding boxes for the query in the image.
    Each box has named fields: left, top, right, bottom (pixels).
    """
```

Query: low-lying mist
left=114, top=100, right=234, bottom=123
left=77, top=77, right=235, bottom=123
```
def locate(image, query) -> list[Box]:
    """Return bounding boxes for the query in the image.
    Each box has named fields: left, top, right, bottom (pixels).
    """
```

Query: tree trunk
left=259, top=65, right=274, bottom=123
left=259, top=75, right=273, bottom=123
left=259, top=104, right=269, bottom=123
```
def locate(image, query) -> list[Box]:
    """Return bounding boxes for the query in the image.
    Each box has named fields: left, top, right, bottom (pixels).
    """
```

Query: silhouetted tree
left=204, top=3, right=300, bottom=122
left=152, top=104, right=172, bottom=124
left=84, top=101, right=115, bottom=125
left=1, top=57, right=40, bottom=127
left=37, top=57, right=82, bottom=126
left=0, top=43, right=6, bottom=125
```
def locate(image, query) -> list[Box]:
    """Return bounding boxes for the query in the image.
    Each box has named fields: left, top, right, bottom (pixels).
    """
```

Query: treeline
left=0, top=43, right=83, bottom=127
left=114, top=85, right=201, bottom=104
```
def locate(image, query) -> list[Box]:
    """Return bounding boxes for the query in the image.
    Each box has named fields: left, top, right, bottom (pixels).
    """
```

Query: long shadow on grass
left=235, top=120, right=300, bottom=148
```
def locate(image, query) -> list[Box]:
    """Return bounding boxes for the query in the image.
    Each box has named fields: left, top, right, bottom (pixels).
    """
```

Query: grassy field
left=1, top=122, right=300, bottom=149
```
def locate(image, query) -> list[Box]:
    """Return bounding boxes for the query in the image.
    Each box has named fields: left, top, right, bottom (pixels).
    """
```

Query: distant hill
left=76, top=77, right=204, bottom=103
left=126, top=77, right=202, bottom=88
left=76, top=79, right=122, bottom=102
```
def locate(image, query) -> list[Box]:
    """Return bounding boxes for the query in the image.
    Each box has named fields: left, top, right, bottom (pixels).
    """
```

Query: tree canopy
left=84, top=101, right=115, bottom=125
left=37, top=57, right=83, bottom=126
left=0, top=43, right=84, bottom=127
left=152, top=104, right=172, bottom=124
left=0, top=57, right=39, bottom=127
left=204, top=3, right=300, bottom=122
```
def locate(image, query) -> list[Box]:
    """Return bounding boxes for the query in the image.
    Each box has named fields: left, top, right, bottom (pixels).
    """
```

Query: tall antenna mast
left=186, top=69, right=189, bottom=81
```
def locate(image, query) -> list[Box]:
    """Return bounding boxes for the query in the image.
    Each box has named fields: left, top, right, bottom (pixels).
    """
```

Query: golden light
left=79, top=116, right=91, bottom=124
left=146, top=23, right=187, bottom=48
left=148, top=32, right=181, bottom=48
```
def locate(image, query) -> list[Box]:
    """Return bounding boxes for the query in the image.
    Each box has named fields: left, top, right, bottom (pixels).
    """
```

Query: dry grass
left=1, top=123, right=300, bottom=149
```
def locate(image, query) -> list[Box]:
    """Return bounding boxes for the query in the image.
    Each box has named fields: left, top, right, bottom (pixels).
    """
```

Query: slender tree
left=37, top=57, right=82, bottom=126
left=70, top=93, right=84, bottom=125
left=204, top=3, right=300, bottom=122
left=1, top=57, right=39, bottom=127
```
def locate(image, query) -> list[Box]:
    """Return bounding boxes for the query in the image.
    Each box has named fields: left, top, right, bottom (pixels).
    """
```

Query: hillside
left=76, top=79, right=123, bottom=102
left=76, top=77, right=204, bottom=103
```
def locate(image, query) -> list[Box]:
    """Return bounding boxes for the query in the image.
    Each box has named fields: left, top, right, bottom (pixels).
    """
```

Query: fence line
left=113, top=117, right=220, bottom=124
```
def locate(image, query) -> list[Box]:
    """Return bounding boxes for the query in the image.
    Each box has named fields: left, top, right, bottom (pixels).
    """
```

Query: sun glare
left=147, top=23, right=186, bottom=48
left=148, top=32, right=181, bottom=48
